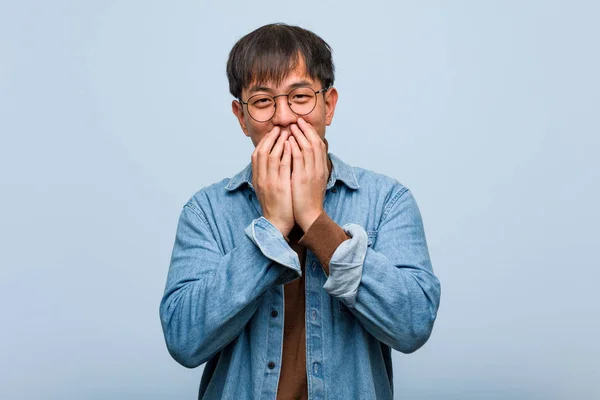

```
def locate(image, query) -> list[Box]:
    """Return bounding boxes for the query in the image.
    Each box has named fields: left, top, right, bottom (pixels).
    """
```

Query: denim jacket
left=160, top=153, right=441, bottom=399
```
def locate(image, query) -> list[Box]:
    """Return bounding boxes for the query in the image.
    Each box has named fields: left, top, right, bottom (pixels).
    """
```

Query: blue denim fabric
left=160, top=153, right=441, bottom=399
left=323, top=223, right=369, bottom=308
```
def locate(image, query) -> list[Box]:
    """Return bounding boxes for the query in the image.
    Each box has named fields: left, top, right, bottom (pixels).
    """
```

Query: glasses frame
left=240, top=86, right=330, bottom=122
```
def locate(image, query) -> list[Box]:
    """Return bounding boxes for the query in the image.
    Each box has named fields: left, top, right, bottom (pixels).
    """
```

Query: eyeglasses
left=240, top=86, right=329, bottom=122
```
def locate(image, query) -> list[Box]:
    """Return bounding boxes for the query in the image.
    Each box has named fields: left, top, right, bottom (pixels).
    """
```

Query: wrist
left=265, top=217, right=293, bottom=237
left=298, top=209, right=324, bottom=232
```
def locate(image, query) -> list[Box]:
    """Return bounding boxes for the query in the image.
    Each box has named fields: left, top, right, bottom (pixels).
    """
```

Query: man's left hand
left=288, top=117, right=329, bottom=232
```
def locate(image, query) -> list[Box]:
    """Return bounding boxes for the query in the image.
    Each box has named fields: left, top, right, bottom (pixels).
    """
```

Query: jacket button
left=331, top=188, right=337, bottom=193
left=271, top=310, right=278, bottom=318
left=268, top=361, right=275, bottom=369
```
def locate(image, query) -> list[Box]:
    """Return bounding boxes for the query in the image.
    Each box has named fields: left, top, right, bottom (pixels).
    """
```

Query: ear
left=324, top=87, right=338, bottom=126
left=232, top=100, right=250, bottom=137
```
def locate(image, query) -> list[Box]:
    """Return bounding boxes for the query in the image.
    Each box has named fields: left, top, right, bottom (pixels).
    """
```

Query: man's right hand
left=252, top=126, right=294, bottom=237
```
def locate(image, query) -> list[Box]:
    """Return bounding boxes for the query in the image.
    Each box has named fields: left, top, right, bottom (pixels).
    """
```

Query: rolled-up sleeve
left=245, top=217, right=302, bottom=284
left=299, top=212, right=367, bottom=307
left=322, top=224, right=368, bottom=307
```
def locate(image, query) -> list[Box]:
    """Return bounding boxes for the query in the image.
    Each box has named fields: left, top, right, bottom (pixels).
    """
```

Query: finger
left=268, top=130, right=289, bottom=177
left=271, top=129, right=289, bottom=160
left=279, top=140, right=291, bottom=179
left=297, top=117, right=321, bottom=146
left=297, top=117, right=327, bottom=173
left=290, top=122, right=312, bottom=152
left=290, top=123, right=314, bottom=173
left=289, top=136, right=304, bottom=176
left=255, top=126, right=281, bottom=179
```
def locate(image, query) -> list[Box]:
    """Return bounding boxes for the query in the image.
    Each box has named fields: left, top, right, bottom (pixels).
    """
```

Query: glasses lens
left=289, top=87, right=317, bottom=116
left=247, top=94, right=275, bottom=122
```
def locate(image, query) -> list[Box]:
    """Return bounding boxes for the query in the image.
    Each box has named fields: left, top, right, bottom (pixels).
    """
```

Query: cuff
left=245, top=217, right=302, bottom=285
left=298, top=211, right=350, bottom=275
left=322, top=224, right=368, bottom=308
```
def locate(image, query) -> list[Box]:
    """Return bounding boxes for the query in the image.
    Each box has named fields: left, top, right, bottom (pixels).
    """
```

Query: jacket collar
left=224, top=152, right=360, bottom=192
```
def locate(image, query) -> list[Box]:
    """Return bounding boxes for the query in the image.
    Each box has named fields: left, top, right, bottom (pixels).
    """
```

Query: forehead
left=243, top=60, right=320, bottom=96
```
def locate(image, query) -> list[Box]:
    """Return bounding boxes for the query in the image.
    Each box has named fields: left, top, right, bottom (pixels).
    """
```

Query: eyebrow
left=247, top=80, right=314, bottom=95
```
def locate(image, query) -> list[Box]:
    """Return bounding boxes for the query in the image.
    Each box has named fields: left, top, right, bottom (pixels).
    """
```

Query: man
left=160, top=23, right=441, bottom=399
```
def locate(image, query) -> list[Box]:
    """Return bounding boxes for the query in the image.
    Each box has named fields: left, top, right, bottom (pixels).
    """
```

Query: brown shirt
left=276, top=204, right=351, bottom=398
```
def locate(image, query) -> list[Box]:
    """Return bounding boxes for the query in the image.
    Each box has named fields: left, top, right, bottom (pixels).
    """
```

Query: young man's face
left=232, top=60, right=338, bottom=147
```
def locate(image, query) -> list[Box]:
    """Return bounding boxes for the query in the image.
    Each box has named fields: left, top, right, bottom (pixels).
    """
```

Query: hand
left=289, top=118, right=329, bottom=232
left=252, top=126, right=295, bottom=237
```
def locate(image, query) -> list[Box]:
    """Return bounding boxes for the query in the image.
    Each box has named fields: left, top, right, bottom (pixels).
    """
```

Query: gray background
left=1, top=1, right=598, bottom=399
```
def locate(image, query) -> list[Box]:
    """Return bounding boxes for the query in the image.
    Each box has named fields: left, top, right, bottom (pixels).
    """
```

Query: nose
left=270, top=96, right=298, bottom=128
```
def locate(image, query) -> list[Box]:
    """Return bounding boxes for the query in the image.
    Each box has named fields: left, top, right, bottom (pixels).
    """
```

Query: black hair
left=226, top=23, right=335, bottom=100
